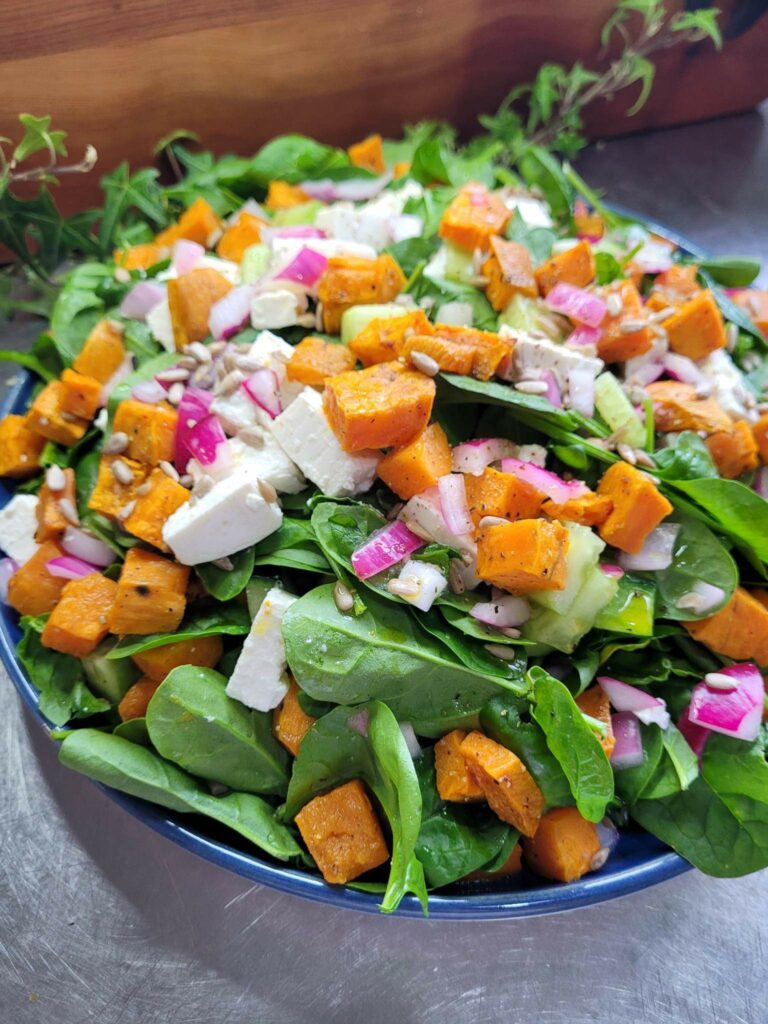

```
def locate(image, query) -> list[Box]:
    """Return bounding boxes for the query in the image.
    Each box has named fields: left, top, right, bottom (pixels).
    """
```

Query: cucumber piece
left=83, top=641, right=139, bottom=703
left=524, top=565, right=618, bottom=653
left=340, top=303, right=406, bottom=344
left=442, top=241, right=476, bottom=286
left=272, top=201, right=323, bottom=227
left=594, top=372, right=645, bottom=448
left=498, top=293, right=540, bottom=333
left=240, top=244, right=271, bottom=284
left=594, top=574, right=656, bottom=636
left=531, top=523, right=605, bottom=615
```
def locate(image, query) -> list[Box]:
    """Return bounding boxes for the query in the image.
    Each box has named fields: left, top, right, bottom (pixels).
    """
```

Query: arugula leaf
left=518, top=145, right=573, bottom=221
left=106, top=604, right=251, bottom=658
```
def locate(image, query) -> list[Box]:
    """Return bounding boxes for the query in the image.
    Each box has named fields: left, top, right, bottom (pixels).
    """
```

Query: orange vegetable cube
left=482, top=237, right=537, bottom=310
left=464, top=467, right=543, bottom=527
left=318, top=255, right=406, bottom=335
left=541, top=492, right=614, bottom=528
left=25, top=381, right=89, bottom=447
left=573, top=201, right=604, bottom=240
left=216, top=211, right=266, bottom=263
left=684, top=587, right=768, bottom=666
left=60, top=369, right=102, bottom=420
left=167, top=267, right=233, bottom=350
left=118, top=677, right=162, bottom=721
left=753, top=412, right=768, bottom=463
left=522, top=807, right=601, bottom=882
left=41, top=573, right=118, bottom=658
left=7, top=540, right=68, bottom=616
left=476, top=519, right=569, bottom=594
left=706, top=421, right=759, bottom=479
left=347, top=134, right=385, bottom=174
left=157, top=197, right=221, bottom=248
left=534, top=239, right=595, bottom=295
left=0, top=414, right=45, bottom=478
left=87, top=454, right=150, bottom=520
left=434, top=730, right=483, bottom=802
left=733, top=289, right=768, bottom=338
left=400, top=333, right=475, bottom=375
left=36, top=467, right=76, bottom=542
left=272, top=679, right=317, bottom=756
left=109, top=547, right=189, bottom=636
left=122, top=467, right=190, bottom=551
left=113, top=243, right=167, bottom=271
left=112, top=399, right=178, bottom=465
left=72, top=320, right=126, bottom=384
left=265, top=181, right=312, bottom=211
left=323, top=361, right=435, bottom=452
left=460, top=731, right=545, bottom=836
left=596, top=462, right=673, bottom=554
left=597, top=281, right=654, bottom=363
left=377, top=422, right=452, bottom=500
left=575, top=685, right=615, bottom=757
left=348, top=310, right=434, bottom=366
left=645, top=264, right=700, bottom=312
left=285, top=336, right=357, bottom=387
left=664, top=290, right=727, bottom=360
left=432, top=324, right=512, bottom=381
left=131, top=634, right=223, bottom=681
left=438, top=184, right=510, bottom=253
left=294, top=779, right=389, bottom=884
left=645, top=381, right=732, bottom=435
left=393, top=161, right=411, bottom=179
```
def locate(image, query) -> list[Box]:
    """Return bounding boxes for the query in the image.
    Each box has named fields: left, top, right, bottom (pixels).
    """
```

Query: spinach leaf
left=518, top=145, right=573, bottom=221
left=417, top=607, right=527, bottom=682
left=402, top=187, right=455, bottom=237
left=113, top=717, right=150, bottom=746
left=384, top=236, right=440, bottom=278
left=411, top=271, right=497, bottom=331
left=613, top=723, right=664, bottom=805
left=121, top=319, right=162, bottom=361
left=698, top=270, right=765, bottom=345
left=196, top=546, right=255, bottom=601
left=438, top=593, right=533, bottom=647
left=247, top=135, right=349, bottom=188
left=145, top=667, right=289, bottom=795
left=99, top=164, right=168, bottom=251
left=653, top=431, right=718, bottom=481
left=654, top=512, right=737, bottom=621
left=50, top=262, right=112, bottom=364
left=697, top=256, right=760, bottom=288
left=251, top=517, right=331, bottom=574
left=409, top=138, right=499, bottom=188
left=530, top=668, right=613, bottom=822
left=282, top=701, right=428, bottom=913
left=504, top=209, right=556, bottom=264
left=643, top=724, right=699, bottom=799
left=594, top=251, right=623, bottom=285
left=106, top=603, right=250, bottom=658
left=0, top=348, right=56, bottom=382
left=59, top=730, right=301, bottom=861
left=667, top=477, right=768, bottom=568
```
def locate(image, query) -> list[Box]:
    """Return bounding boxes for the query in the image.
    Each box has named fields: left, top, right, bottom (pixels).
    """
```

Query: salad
left=1, top=127, right=768, bottom=916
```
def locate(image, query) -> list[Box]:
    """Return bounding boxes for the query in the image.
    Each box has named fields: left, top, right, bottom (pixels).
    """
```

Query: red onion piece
left=300, top=174, right=392, bottom=203
left=610, top=712, right=645, bottom=769
left=62, top=526, right=114, bottom=567
left=260, top=225, right=326, bottom=245
left=662, top=353, right=708, bottom=386
left=565, top=325, right=602, bottom=348
left=209, top=285, right=255, bottom=341
left=451, top=438, right=517, bottom=476
left=132, top=379, right=168, bottom=404
left=566, top=364, right=596, bottom=417
left=628, top=361, right=664, bottom=387
left=541, top=370, right=562, bottom=408
left=598, top=676, right=670, bottom=729
left=398, top=559, right=448, bottom=612
left=242, top=369, right=282, bottom=419
left=174, top=387, right=214, bottom=471
left=617, top=523, right=679, bottom=572
left=631, top=239, right=674, bottom=274
left=600, top=563, right=625, bottom=579
left=172, top=239, right=205, bottom=276
left=228, top=199, right=268, bottom=224
left=688, top=662, right=764, bottom=742
left=399, top=722, right=421, bottom=759
left=275, top=246, right=328, bottom=289
left=99, top=353, right=134, bottom=407
left=390, top=214, right=423, bottom=243
left=500, top=457, right=590, bottom=504
left=437, top=474, right=474, bottom=535
left=349, top=709, right=369, bottom=736
left=187, top=414, right=230, bottom=471
left=0, top=557, right=19, bottom=605
left=545, top=283, right=607, bottom=328
left=46, top=555, right=99, bottom=580
left=470, top=595, right=530, bottom=629
left=119, top=281, right=165, bottom=320
left=351, top=520, right=424, bottom=580
left=677, top=705, right=711, bottom=758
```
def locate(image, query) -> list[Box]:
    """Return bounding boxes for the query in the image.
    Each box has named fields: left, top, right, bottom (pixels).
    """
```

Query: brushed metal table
left=1, top=108, right=767, bottom=1024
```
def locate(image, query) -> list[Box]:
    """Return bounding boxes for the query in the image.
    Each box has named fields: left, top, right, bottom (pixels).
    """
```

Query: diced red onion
left=541, top=370, right=562, bottom=408
left=174, top=387, right=214, bottom=471
left=437, top=474, right=473, bottom=535
left=545, top=283, right=606, bottom=328
left=187, top=414, right=230, bottom=471
left=0, top=557, right=19, bottom=604
left=566, top=364, right=596, bottom=417
left=754, top=466, right=768, bottom=501
left=351, top=520, right=424, bottom=580
left=61, top=526, right=113, bottom=567
left=500, top=457, right=590, bottom=503
left=260, top=225, right=326, bottom=245
left=600, top=563, right=625, bottom=579
left=242, top=369, right=281, bottom=419
left=435, top=301, right=474, bottom=327
left=598, top=676, right=671, bottom=729
left=275, top=246, right=328, bottom=289
left=119, top=281, right=166, bottom=320
left=390, top=214, right=423, bottom=243
left=565, top=325, right=602, bottom=348
left=681, top=580, right=726, bottom=615
left=349, top=709, right=369, bottom=736
left=591, top=818, right=620, bottom=870
left=132, top=379, right=168, bottom=404
left=662, top=353, right=708, bottom=387
left=46, top=555, right=99, bottom=580
left=172, top=239, right=205, bottom=276
left=677, top=705, right=711, bottom=759
left=610, top=712, right=645, bottom=769
left=688, top=662, right=764, bottom=742
left=397, top=559, right=448, bottom=612
left=617, top=523, right=679, bottom=572
left=627, top=361, right=664, bottom=387
left=452, top=438, right=517, bottom=476
left=470, top=594, right=530, bottom=629
left=399, top=722, right=421, bottom=759
left=208, top=285, right=255, bottom=341
left=300, top=174, right=392, bottom=203
left=99, top=352, right=134, bottom=407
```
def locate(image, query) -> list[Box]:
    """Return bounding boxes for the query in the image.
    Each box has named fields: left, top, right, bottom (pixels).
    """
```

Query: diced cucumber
left=83, top=641, right=139, bottom=703
left=524, top=565, right=618, bottom=653
left=442, top=241, right=476, bottom=286
left=340, top=304, right=406, bottom=344
left=272, top=201, right=323, bottom=227
left=594, top=574, right=656, bottom=636
left=498, top=293, right=540, bottom=334
left=594, top=372, right=646, bottom=448
left=240, top=244, right=271, bottom=283
left=531, top=523, right=604, bottom=615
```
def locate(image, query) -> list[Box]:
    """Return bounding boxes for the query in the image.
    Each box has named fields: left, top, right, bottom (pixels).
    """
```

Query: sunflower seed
left=515, top=379, right=548, bottom=395
left=647, top=306, right=676, bottom=323
left=208, top=341, right=227, bottom=357
left=409, top=350, right=440, bottom=377
left=110, top=459, right=134, bottom=485
left=57, top=497, right=80, bottom=525
left=726, top=322, right=738, bottom=352
left=676, top=592, right=705, bottom=611
left=448, top=559, right=466, bottom=594
left=191, top=364, right=214, bottom=387
left=633, top=448, right=656, bottom=468
left=315, top=301, right=325, bottom=331
left=117, top=500, right=136, bottom=521
left=479, top=515, right=510, bottom=529
left=211, top=556, right=234, bottom=571
left=704, top=671, right=739, bottom=691
left=617, top=443, right=637, bottom=465
left=159, top=460, right=180, bottom=482
left=235, top=355, right=267, bottom=373
left=176, top=356, right=198, bottom=371
left=135, top=481, right=153, bottom=496
left=484, top=644, right=519, bottom=661
left=500, top=627, right=521, bottom=639
left=215, top=370, right=246, bottom=397
left=333, top=580, right=355, bottom=612
left=387, top=578, right=420, bottom=598
left=104, top=431, right=130, bottom=455
left=187, top=341, right=212, bottom=364
left=606, top=293, right=623, bottom=317
left=156, top=367, right=190, bottom=384
left=257, top=479, right=278, bottom=503
left=619, top=318, right=649, bottom=334
left=45, top=465, right=67, bottom=492
left=167, top=382, right=186, bottom=405
left=179, top=474, right=194, bottom=488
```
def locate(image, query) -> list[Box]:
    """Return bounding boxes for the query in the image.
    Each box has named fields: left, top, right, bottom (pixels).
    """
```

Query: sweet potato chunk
left=684, top=587, right=768, bottom=666
left=460, top=731, right=545, bottom=836
left=167, top=267, right=233, bottom=350
left=265, top=181, right=311, bottom=211
left=59, top=369, right=102, bottom=421
left=645, top=380, right=732, bottom=435
left=597, top=281, right=654, bottom=363
left=706, top=420, right=759, bottom=479
left=112, top=399, right=178, bottom=465
left=0, top=414, right=45, bottom=478
left=733, top=289, right=768, bottom=338
left=123, top=468, right=190, bottom=551
left=323, top=361, right=435, bottom=451
left=573, top=201, right=604, bottom=240
left=754, top=412, right=768, bottom=463
left=646, top=264, right=700, bottom=312
left=377, top=423, right=452, bottom=500
left=400, top=332, right=475, bottom=375
left=132, top=634, right=223, bottom=681
left=156, top=197, right=221, bottom=248
left=477, top=519, right=569, bottom=593
left=114, top=243, right=167, bottom=271
left=664, top=290, right=726, bottom=360
left=464, top=467, right=543, bottom=527
left=7, top=540, right=68, bottom=616
left=482, top=237, right=537, bottom=310
left=272, top=679, right=317, bottom=756
left=318, top=255, right=405, bottom=335
left=435, top=730, right=483, bottom=802
left=72, top=320, right=126, bottom=383
left=36, top=467, right=76, bottom=542
left=347, top=134, right=385, bottom=174
left=26, top=381, right=89, bottom=446
left=438, top=184, right=510, bottom=253
left=118, top=677, right=162, bottom=721
left=534, top=240, right=595, bottom=296
left=522, top=807, right=600, bottom=882
left=597, top=462, right=673, bottom=554
left=295, top=779, right=389, bottom=884
left=109, top=547, right=189, bottom=636
left=87, top=454, right=150, bottom=520
left=41, top=573, right=118, bottom=658
left=285, top=336, right=357, bottom=387
left=542, top=492, right=613, bottom=528
left=348, top=310, right=434, bottom=366
left=575, top=685, right=615, bottom=757
left=433, top=324, right=511, bottom=381
left=216, top=211, right=265, bottom=262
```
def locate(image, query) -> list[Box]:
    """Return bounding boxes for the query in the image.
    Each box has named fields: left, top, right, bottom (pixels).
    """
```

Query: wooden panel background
left=0, top=0, right=767, bottom=212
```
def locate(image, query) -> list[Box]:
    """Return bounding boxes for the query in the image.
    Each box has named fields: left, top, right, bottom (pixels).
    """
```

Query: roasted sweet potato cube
left=432, top=324, right=511, bottom=380
left=7, top=540, right=68, bottom=616
left=72, top=320, right=126, bottom=383
left=575, top=685, right=615, bottom=757
left=41, top=573, right=118, bottom=658
left=573, top=201, right=604, bottom=239
left=0, top=414, right=45, bottom=478
left=109, top=547, right=189, bottom=635
left=36, top=467, right=77, bottom=542
left=323, top=361, right=435, bottom=451
left=87, top=454, right=150, bottom=520
left=265, top=181, right=312, bottom=211
left=131, top=634, right=223, bottom=681
left=754, top=413, right=768, bottom=463
left=60, top=369, right=102, bottom=420
left=664, top=289, right=726, bottom=360
left=684, top=587, right=768, bottom=666
left=476, top=519, right=569, bottom=594
left=482, top=237, right=537, bottom=310
left=167, top=267, right=233, bottom=350
left=733, top=289, right=768, bottom=338
left=216, top=212, right=266, bottom=262
left=348, top=310, right=434, bottom=366
left=286, top=336, right=357, bottom=387
left=534, top=239, right=595, bottom=295
left=645, top=381, right=732, bottom=435
left=597, top=281, right=654, bottom=363
left=464, top=467, right=543, bottom=527
left=460, top=731, right=545, bottom=836
left=706, top=421, right=759, bottom=479
left=541, top=492, right=614, bottom=528
left=400, top=333, right=475, bottom=375
left=112, top=399, right=178, bottom=465
left=348, top=133, right=385, bottom=174
left=377, top=423, right=452, bottom=500
left=118, top=677, right=162, bottom=721
left=597, top=462, right=673, bottom=554
left=123, top=468, right=190, bottom=551
left=522, top=807, right=601, bottom=882
left=318, top=255, right=406, bottom=335
left=157, top=197, right=221, bottom=248
left=272, top=679, right=317, bottom=756
left=295, top=779, right=389, bottom=884
left=434, top=730, right=483, bottom=802
left=26, top=381, right=89, bottom=446
left=114, top=243, right=168, bottom=271
left=645, top=264, right=700, bottom=312
left=438, top=184, right=510, bottom=253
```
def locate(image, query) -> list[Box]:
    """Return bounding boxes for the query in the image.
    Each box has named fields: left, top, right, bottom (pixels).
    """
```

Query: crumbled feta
left=0, top=495, right=39, bottom=564
left=250, top=290, right=302, bottom=331
left=158, top=255, right=240, bottom=284
left=397, top=559, right=448, bottom=612
left=191, top=436, right=304, bottom=494
left=503, top=196, right=554, bottom=228
left=146, top=297, right=175, bottom=352
left=247, top=330, right=304, bottom=407
left=225, top=586, right=296, bottom=711
left=699, top=348, right=758, bottom=423
left=270, top=238, right=376, bottom=273
left=211, top=385, right=273, bottom=436
left=314, top=185, right=423, bottom=251
left=502, top=332, right=603, bottom=391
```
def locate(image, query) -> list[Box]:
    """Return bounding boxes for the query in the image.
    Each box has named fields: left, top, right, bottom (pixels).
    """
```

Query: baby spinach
left=653, top=432, right=718, bottom=481
left=106, top=603, right=250, bottom=659
left=145, top=667, right=289, bottom=796
left=698, top=269, right=765, bottom=345
left=667, top=477, right=768, bottom=568
left=0, top=348, right=56, bottom=382
left=283, top=701, right=427, bottom=914
left=417, top=607, right=527, bottom=681
left=196, top=546, right=255, bottom=601
left=49, top=262, right=111, bottom=364
left=245, top=135, right=349, bottom=189
left=697, top=255, right=760, bottom=288
left=505, top=209, right=556, bottom=264
left=614, top=723, right=664, bottom=805
left=113, top=717, right=150, bottom=746
left=59, top=729, right=301, bottom=861
left=251, top=517, right=331, bottom=574
left=385, top=236, right=440, bottom=278
left=438, top=593, right=532, bottom=647
left=654, top=512, right=737, bottom=621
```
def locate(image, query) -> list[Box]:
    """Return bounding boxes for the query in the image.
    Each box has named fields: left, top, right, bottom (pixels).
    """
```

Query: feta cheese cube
left=225, top=586, right=297, bottom=711
left=146, top=298, right=175, bottom=353
left=246, top=330, right=304, bottom=407
left=503, top=332, right=603, bottom=391
left=250, top=290, right=302, bottom=331
left=0, top=494, right=40, bottom=564
left=270, top=237, right=377, bottom=270
left=503, top=196, right=554, bottom=228
left=193, top=437, right=304, bottom=494
left=699, top=349, right=758, bottom=423
left=211, top=386, right=273, bottom=436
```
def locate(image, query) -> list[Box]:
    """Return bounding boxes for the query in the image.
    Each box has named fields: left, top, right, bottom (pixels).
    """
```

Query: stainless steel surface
left=2, top=108, right=768, bottom=1024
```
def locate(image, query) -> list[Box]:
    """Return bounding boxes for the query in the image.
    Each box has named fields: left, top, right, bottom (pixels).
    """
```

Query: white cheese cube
left=699, top=349, right=758, bottom=423
left=503, top=332, right=603, bottom=391
left=211, top=386, right=273, bottom=436
left=247, top=330, right=304, bottom=407
left=0, top=494, right=40, bottom=564
left=225, top=586, right=297, bottom=711
left=503, top=196, right=554, bottom=228
left=146, top=298, right=175, bottom=353
left=250, top=290, right=302, bottom=331
left=270, top=237, right=376, bottom=270
left=194, top=437, right=304, bottom=494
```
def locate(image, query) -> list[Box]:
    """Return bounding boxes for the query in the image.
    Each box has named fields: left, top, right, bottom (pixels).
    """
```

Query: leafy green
left=244, top=135, right=349, bottom=189
left=384, top=236, right=440, bottom=278
left=106, top=604, right=250, bottom=658
left=667, top=478, right=768, bottom=569
left=698, top=270, right=765, bottom=345
left=654, top=512, right=737, bottom=621
left=251, top=517, right=331, bottom=574
left=504, top=209, right=556, bottom=264
left=697, top=256, right=761, bottom=288
left=196, top=547, right=255, bottom=601
left=98, top=163, right=168, bottom=251
left=0, top=347, right=56, bottom=382
left=49, top=262, right=111, bottom=364
left=653, top=431, right=718, bottom=481
left=594, top=251, right=623, bottom=285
